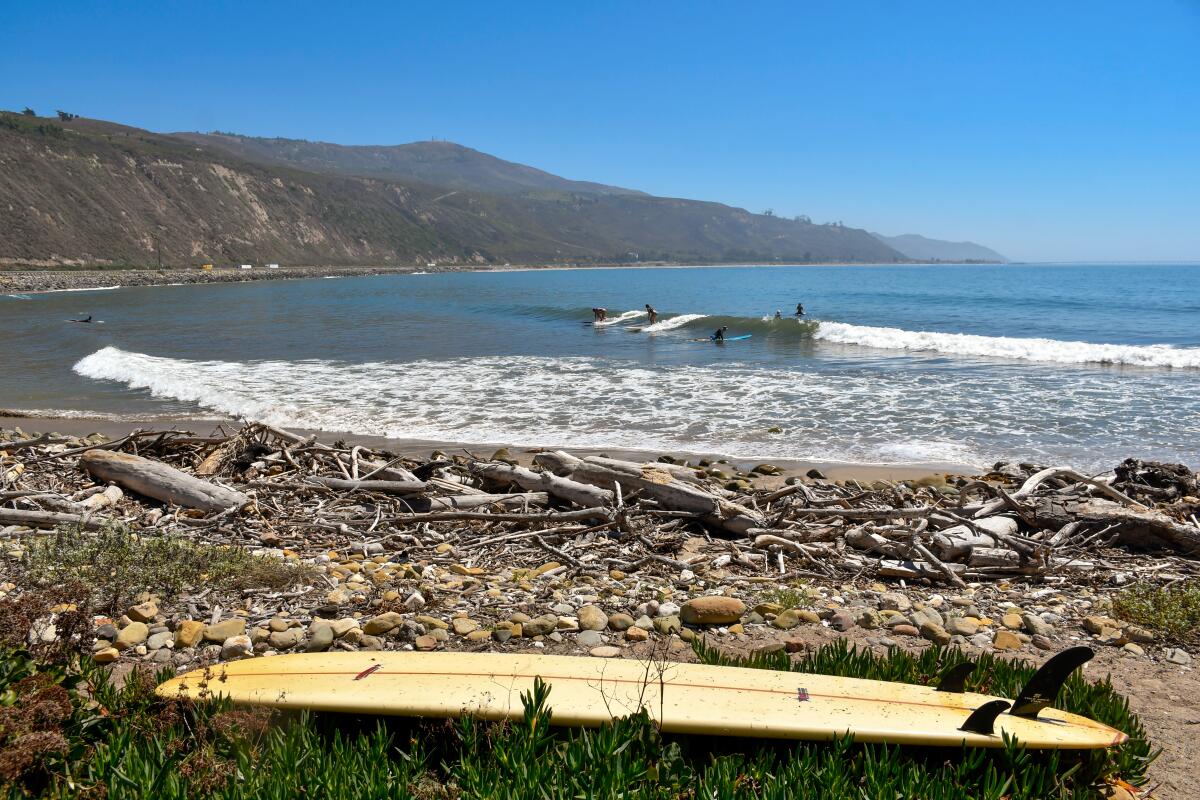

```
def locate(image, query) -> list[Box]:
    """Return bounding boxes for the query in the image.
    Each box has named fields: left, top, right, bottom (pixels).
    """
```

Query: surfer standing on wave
left=795, top=303, right=805, bottom=316
left=591, top=307, right=607, bottom=322
left=644, top=304, right=658, bottom=324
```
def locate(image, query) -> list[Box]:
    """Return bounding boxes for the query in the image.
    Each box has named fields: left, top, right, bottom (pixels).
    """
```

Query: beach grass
left=18, top=523, right=315, bottom=617
left=1112, top=578, right=1200, bottom=645
left=0, top=623, right=1152, bottom=798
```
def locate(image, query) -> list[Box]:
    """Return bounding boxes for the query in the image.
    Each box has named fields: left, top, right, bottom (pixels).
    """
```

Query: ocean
left=3, top=263, right=1198, bottom=471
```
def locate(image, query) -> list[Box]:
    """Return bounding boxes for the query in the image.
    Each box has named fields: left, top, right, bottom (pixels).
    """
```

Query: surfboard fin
left=1009, top=646, right=1093, bottom=719
left=935, top=661, right=975, bottom=693
left=960, top=700, right=1010, bottom=735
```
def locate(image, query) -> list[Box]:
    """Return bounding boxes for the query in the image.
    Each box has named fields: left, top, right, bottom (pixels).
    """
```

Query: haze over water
left=4, top=263, right=1198, bottom=471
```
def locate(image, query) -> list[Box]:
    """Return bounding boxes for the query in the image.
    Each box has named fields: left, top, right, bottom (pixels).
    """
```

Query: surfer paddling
left=591, top=307, right=607, bottom=322
left=644, top=304, right=658, bottom=325
left=69, top=315, right=94, bottom=324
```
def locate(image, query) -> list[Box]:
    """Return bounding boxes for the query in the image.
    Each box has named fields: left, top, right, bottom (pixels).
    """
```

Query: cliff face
left=0, top=113, right=904, bottom=267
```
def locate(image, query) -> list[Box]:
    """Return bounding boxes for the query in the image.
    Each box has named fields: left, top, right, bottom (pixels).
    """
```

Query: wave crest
left=813, top=322, right=1200, bottom=369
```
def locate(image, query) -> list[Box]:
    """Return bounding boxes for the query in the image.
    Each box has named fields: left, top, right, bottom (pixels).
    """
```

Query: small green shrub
left=18, top=524, right=315, bottom=615
left=1112, top=579, right=1200, bottom=644
left=756, top=585, right=810, bottom=610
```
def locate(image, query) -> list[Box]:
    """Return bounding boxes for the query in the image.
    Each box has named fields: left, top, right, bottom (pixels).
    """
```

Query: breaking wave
left=634, top=313, right=708, bottom=332
left=71, top=346, right=1198, bottom=469
left=593, top=309, right=646, bottom=326
left=812, top=322, right=1200, bottom=369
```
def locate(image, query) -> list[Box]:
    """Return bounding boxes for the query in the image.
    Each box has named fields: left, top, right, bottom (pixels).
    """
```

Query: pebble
left=414, top=634, right=438, bottom=651
left=830, top=611, right=856, bottom=632
left=1000, top=612, right=1023, bottom=630
left=269, top=628, right=305, bottom=649
left=680, top=597, right=745, bottom=625
left=578, top=606, right=608, bottom=631
left=115, top=622, right=149, bottom=650
left=945, top=617, right=979, bottom=637
left=203, top=618, right=246, bottom=642
left=892, top=624, right=920, bottom=638
left=771, top=609, right=802, bottom=630
left=268, top=618, right=291, bottom=633
left=221, top=635, right=253, bottom=660
left=607, top=613, right=634, bottom=631
left=451, top=618, right=480, bottom=636
left=146, top=631, right=174, bottom=650
left=306, top=624, right=334, bottom=652
left=1020, top=612, right=1054, bottom=638
left=992, top=630, right=1022, bottom=650
left=127, top=601, right=158, bottom=623
left=1164, top=647, right=1192, bottom=666
left=589, top=645, right=621, bottom=658
left=93, top=647, right=119, bottom=663
left=364, top=612, right=404, bottom=635
left=625, top=626, right=649, bottom=642
left=175, top=620, right=205, bottom=648
left=919, top=622, right=951, bottom=645
left=1122, top=643, right=1145, bottom=657
left=516, top=614, right=553, bottom=637
left=878, top=592, right=912, bottom=612
left=1031, top=634, right=1055, bottom=651
left=653, top=615, right=682, bottom=635
left=577, top=630, right=604, bottom=647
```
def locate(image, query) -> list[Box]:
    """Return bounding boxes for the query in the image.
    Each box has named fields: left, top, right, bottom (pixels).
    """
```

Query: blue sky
left=3, top=1, right=1198, bottom=261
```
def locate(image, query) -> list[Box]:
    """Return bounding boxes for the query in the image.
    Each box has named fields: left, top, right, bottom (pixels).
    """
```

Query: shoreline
left=0, top=260, right=1003, bottom=295
left=0, top=412, right=979, bottom=482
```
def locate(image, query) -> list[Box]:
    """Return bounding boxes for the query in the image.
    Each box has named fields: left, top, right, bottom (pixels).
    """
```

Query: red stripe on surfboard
left=173, top=667, right=1122, bottom=740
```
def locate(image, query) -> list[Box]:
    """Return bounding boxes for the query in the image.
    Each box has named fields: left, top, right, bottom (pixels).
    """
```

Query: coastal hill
left=871, top=232, right=1008, bottom=263
left=0, top=111, right=905, bottom=268
left=173, top=134, right=645, bottom=197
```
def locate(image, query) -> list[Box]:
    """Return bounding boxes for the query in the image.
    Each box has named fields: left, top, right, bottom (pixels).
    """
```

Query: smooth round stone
left=589, top=645, right=621, bottom=658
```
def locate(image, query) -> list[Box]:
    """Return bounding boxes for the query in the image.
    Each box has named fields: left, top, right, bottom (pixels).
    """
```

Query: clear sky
left=3, top=1, right=1198, bottom=262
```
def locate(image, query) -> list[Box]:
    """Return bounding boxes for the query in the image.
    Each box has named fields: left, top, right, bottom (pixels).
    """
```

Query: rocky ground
left=0, top=265, right=437, bottom=294
left=2, top=422, right=1197, bottom=796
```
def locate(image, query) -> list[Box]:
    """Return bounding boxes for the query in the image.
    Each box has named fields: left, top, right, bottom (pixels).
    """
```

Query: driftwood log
left=538, top=452, right=763, bottom=534
left=80, top=449, right=249, bottom=512
left=0, top=507, right=106, bottom=530
left=472, top=461, right=613, bottom=508
left=304, top=476, right=428, bottom=494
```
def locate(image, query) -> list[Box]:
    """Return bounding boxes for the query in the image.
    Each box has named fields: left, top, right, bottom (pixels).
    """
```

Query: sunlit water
left=3, top=263, right=1198, bottom=470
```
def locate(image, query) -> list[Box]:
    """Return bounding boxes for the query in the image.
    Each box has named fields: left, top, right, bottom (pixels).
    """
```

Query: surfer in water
left=711, top=325, right=728, bottom=342
left=591, top=307, right=607, bottom=322
left=644, top=304, right=658, bottom=325
left=69, top=315, right=93, bottom=324
left=774, top=310, right=782, bottom=319
left=795, top=303, right=805, bottom=317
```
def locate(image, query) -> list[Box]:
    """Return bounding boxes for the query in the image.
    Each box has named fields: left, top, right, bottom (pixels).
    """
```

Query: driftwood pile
left=2, top=423, right=1198, bottom=595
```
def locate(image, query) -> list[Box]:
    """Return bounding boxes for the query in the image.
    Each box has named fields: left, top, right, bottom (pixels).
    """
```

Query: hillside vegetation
left=0, top=112, right=902, bottom=268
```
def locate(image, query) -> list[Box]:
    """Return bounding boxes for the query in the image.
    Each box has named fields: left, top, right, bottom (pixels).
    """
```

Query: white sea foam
left=636, top=313, right=707, bottom=333
left=5, top=294, right=32, bottom=300
left=593, top=309, right=646, bottom=326
left=41, top=285, right=121, bottom=293
left=72, top=346, right=1198, bottom=469
left=813, top=321, right=1200, bottom=369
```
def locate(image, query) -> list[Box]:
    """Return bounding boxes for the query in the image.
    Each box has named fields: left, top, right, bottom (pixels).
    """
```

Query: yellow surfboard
left=156, top=649, right=1126, bottom=750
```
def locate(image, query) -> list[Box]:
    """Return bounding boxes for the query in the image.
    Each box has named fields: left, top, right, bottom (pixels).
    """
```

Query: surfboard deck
left=155, top=652, right=1125, bottom=750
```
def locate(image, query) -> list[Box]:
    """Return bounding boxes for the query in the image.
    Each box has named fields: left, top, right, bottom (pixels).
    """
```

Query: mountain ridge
left=0, top=112, right=906, bottom=268
left=172, top=132, right=646, bottom=198
left=871, top=232, right=1007, bottom=263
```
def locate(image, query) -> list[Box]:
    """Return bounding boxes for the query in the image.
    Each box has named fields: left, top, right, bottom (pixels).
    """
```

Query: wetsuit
left=712, top=327, right=727, bottom=342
